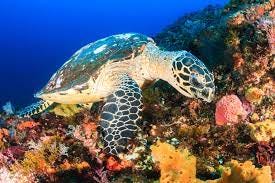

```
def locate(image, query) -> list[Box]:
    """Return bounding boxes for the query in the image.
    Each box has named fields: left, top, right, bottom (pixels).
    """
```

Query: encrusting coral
left=150, top=141, right=197, bottom=183
left=49, top=104, right=82, bottom=117
left=245, top=87, right=265, bottom=104
left=216, top=160, right=272, bottom=183
left=248, top=119, right=275, bottom=142
left=150, top=141, right=272, bottom=183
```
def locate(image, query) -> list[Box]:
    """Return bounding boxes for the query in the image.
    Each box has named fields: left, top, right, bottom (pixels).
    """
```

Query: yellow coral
left=245, top=87, right=264, bottom=104
left=11, top=136, right=65, bottom=175
left=248, top=119, right=275, bottom=142
left=49, top=104, right=81, bottom=117
left=150, top=141, right=197, bottom=183
left=225, top=30, right=240, bottom=48
left=151, top=142, right=272, bottom=183
left=215, top=160, right=272, bottom=183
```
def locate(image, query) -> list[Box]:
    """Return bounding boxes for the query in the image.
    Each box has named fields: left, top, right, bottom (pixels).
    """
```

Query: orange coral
left=17, top=121, right=39, bottom=131
left=106, top=156, right=133, bottom=171
left=228, top=0, right=275, bottom=26
left=232, top=52, right=245, bottom=69
left=215, top=95, right=247, bottom=125
left=73, top=122, right=101, bottom=156
left=60, top=160, right=72, bottom=170
left=0, top=128, right=9, bottom=140
left=150, top=141, right=197, bottom=183
left=188, top=100, right=202, bottom=119
left=82, top=122, right=98, bottom=137
left=59, top=160, right=90, bottom=172
left=217, top=160, right=272, bottom=183
left=75, top=161, right=90, bottom=172
left=108, top=157, right=133, bottom=171
left=245, top=87, right=264, bottom=104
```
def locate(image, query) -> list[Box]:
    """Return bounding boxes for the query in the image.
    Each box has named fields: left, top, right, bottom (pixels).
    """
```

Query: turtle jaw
left=195, top=87, right=215, bottom=103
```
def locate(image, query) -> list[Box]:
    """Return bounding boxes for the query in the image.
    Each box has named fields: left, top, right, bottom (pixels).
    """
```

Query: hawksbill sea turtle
left=17, top=33, right=215, bottom=155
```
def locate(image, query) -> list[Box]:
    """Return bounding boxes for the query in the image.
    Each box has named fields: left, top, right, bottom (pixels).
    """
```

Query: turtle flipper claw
left=100, top=74, right=142, bottom=155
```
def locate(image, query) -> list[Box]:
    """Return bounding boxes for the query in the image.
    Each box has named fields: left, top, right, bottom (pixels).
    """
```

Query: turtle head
left=170, top=51, right=215, bottom=102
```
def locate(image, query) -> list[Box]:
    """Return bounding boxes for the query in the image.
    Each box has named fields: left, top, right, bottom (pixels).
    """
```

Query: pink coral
left=215, top=95, right=248, bottom=125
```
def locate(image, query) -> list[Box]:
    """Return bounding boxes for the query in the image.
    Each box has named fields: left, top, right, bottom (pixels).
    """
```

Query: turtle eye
left=190, top=74, right=204, bottom=89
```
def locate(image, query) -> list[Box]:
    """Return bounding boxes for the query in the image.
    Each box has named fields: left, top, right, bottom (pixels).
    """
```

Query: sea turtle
left=17, top=33, right=215, bottom=155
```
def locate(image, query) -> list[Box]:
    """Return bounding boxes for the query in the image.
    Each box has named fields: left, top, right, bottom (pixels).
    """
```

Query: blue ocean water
left=0, top=0, right=228, bottom=108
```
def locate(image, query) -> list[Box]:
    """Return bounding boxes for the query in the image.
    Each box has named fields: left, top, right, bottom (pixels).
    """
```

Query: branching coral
left=2, top=102, right=15, bottom=115
left=232, top=52, right=245, bottom=70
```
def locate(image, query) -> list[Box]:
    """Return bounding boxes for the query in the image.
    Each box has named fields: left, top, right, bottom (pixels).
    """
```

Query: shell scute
left=41, top=33, right=154, bottom=94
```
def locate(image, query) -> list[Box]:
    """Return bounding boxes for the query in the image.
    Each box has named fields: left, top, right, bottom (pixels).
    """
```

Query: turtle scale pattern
left=172, top=52, right=215, bottom=97
left=100, top=74, right=142, bottom=154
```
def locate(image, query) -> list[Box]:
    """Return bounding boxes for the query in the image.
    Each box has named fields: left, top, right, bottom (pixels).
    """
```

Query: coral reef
left=0, top=0, right=274, bottom=182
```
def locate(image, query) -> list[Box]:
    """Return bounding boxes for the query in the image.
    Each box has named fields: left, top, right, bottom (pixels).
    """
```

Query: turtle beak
left=204, top=88, right=215, bottom=103
left=196, top=88, right=215, bottom=103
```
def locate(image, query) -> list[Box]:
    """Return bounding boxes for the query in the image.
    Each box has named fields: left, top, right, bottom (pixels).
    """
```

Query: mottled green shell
left=41, top=33, right=154, bottom=94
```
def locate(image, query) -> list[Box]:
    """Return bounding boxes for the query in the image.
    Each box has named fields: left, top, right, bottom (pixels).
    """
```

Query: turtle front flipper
left=16, top=100, right=54, bottom=118
left=100, top=74, right=142, bottom=155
